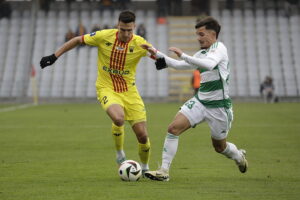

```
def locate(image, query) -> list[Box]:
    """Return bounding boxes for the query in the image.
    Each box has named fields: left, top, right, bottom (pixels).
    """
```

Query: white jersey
left=157, top=41, right=231, bottom=108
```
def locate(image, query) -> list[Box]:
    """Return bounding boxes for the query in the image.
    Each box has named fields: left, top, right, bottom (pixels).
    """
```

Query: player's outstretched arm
left=141, top=44, right=194, bottom=70
left=40, top=36, right=83, bottom=69
left=170, top=46, right=222, bottom=71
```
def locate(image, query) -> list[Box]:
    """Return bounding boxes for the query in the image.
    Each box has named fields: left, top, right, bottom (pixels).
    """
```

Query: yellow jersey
left=83, top=29, right=151, bottom=93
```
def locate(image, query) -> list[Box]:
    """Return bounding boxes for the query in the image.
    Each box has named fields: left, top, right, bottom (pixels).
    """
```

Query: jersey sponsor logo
left=90, top=32, right=96, bottom=36
left=102, top=66, right=130, bottom=75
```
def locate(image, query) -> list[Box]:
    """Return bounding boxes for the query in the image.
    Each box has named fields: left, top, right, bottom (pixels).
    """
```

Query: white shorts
left=179, top=97, right=233, bottom=140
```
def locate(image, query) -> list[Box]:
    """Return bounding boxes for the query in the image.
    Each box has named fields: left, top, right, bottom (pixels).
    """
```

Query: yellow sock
left=138, top=138, right=151, bottom=167
left=112, top=123, right=124, bottom=151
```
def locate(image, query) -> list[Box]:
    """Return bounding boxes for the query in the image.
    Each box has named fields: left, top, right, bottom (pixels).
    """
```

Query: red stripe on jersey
left=109, top=40, right=119, bottom=92
left=117, top=43, right=125, bottom=70
left=120, top=43, right=129, bottom=71
left=110, top=74, right=118, bottom=92
left=108, top=36, right=129, bottom=93
left=115, top=75, right=122, bottom=93
left=120, top=75, right=128, bottom=92
left=119, top=42, right=128, bottom=91
left=114, top=41, right=123, bottom=70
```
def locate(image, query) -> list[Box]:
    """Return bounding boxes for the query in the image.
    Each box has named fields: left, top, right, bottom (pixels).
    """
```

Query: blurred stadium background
left=0, top=0, right=299, bottom=103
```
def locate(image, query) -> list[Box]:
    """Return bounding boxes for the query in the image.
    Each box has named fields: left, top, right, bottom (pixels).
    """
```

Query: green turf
left=0, top=102, right=300, bottom=200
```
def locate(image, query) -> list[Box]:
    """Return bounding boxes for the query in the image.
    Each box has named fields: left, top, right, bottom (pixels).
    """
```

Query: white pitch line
left=0, top=104, right=36, bottom=113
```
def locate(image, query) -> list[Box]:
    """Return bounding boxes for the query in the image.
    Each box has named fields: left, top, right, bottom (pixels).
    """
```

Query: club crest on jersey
left=116, top=46, right=124, bottom=51
left=90, top=32, right=96, bottom=36
left=129, top=46, right=134, bottom=53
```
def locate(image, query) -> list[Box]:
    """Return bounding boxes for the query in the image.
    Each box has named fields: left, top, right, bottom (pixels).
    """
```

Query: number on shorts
left=185, top=100, right=195, bottom=109
left=101, top=96, right=108, bottom=104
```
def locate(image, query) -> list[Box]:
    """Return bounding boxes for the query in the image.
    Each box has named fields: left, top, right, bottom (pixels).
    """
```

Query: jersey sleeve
left=83, top=31, right=104, bottom=47
left=180, top=43, right=226, bottom=71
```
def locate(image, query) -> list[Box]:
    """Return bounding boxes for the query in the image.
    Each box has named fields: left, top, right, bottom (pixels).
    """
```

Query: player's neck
left=202, top=40, right=217, bottom=50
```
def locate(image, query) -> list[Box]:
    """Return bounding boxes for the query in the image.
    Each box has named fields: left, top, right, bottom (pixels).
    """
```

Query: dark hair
left=119, top=10, right=136, bottom=23
left=195, top=16, right=221, bottom=38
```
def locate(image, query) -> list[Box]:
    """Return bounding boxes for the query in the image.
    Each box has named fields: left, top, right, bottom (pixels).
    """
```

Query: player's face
left=118, top=21, right=135, bottom=42
left=196, top=26, right=216, bottom=49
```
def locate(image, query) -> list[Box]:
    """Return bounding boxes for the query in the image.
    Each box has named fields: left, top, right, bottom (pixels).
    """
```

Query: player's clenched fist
left=40, top=54, right=57, bottom=69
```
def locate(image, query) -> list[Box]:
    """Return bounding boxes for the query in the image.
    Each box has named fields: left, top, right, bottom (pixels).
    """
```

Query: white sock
left=161, top=133, right=179, bottom=170
left=116, top=150, right=125, bottom=160
left=141, top=163, right=149, bottom=171
left=221, top=142, right=243, bottom=163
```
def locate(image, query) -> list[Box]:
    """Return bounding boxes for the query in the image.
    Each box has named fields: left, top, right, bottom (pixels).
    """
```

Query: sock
left=116, top=150, right=125, bottom=162
left=221, top=142, right=243, bottom=163
left=112, top=123, right=125, bottom=160
left=138, top=138, right=151, bottom=170
left=161, top=133, right=179, bottom=170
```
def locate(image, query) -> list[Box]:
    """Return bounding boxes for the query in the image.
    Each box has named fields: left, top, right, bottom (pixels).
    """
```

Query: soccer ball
left=118, top=160, right=142, bottom=181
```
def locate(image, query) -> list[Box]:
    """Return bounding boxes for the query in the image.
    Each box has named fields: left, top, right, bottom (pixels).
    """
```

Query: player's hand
left=140, top=44, right=157, bottom=55
left=155, top=58, right=167, bottom=70
left=169, top=47, right=183, bottom=57
left=40, top=54, right=57, bottom=69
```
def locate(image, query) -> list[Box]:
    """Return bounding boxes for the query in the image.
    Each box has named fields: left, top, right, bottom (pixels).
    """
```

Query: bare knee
left=113, top=116, right=124, bottom=126
left=167, top=124, right=180, bottom=135
left=132, top=122, right=148, bottom=144
left=212, top=138, right=227, bottom=153
left=213, top=143, right=227, bottom=153
left=214, top=145, right=225, bottom=153
left=137, top=134, right=148, bottom=144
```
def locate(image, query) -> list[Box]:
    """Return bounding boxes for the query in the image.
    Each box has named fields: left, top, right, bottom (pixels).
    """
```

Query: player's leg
left=213, top=138, right=248, bottom=173
left=207, top=107, right=248, bottom=173
left=123, top=89, right=150, bottom=172
left=145, top=112, right=191, bottom=181
left=106, top=104, right=126, bottom=165
left=162, top=112, right=191, bottom=167
left=146, top=97, right=204, bottom=181
left=97, top=87, right=127, bottom=165
left=130, top=121, right=151, bottom=172
left=106, top=104, right=125, bottom=126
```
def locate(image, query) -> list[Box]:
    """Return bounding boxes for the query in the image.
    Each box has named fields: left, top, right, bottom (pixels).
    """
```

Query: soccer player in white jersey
left=141, top=16, right=248, bottom=181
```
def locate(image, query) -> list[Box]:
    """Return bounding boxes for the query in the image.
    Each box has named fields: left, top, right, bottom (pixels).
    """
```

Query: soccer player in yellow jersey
left=40, top=11, right=152, bottom=173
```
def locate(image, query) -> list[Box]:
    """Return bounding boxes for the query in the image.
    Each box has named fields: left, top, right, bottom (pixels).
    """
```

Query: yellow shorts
left=96, top=86, right=146, bottom=121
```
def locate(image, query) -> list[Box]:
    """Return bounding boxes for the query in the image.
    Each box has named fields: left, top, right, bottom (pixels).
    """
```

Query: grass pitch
left=0, top=102, right=300, bottom=200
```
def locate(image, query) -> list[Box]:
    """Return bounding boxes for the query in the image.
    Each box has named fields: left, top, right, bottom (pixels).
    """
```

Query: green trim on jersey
left=199, top=68, right=208, bottom=73
left=198, top=65, right=218, bottom=75
left=199, top=79, right=223, bottom=92
left=207, top=42, right=219, bottom=52
left=196, top=97, right=232, bottom=109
